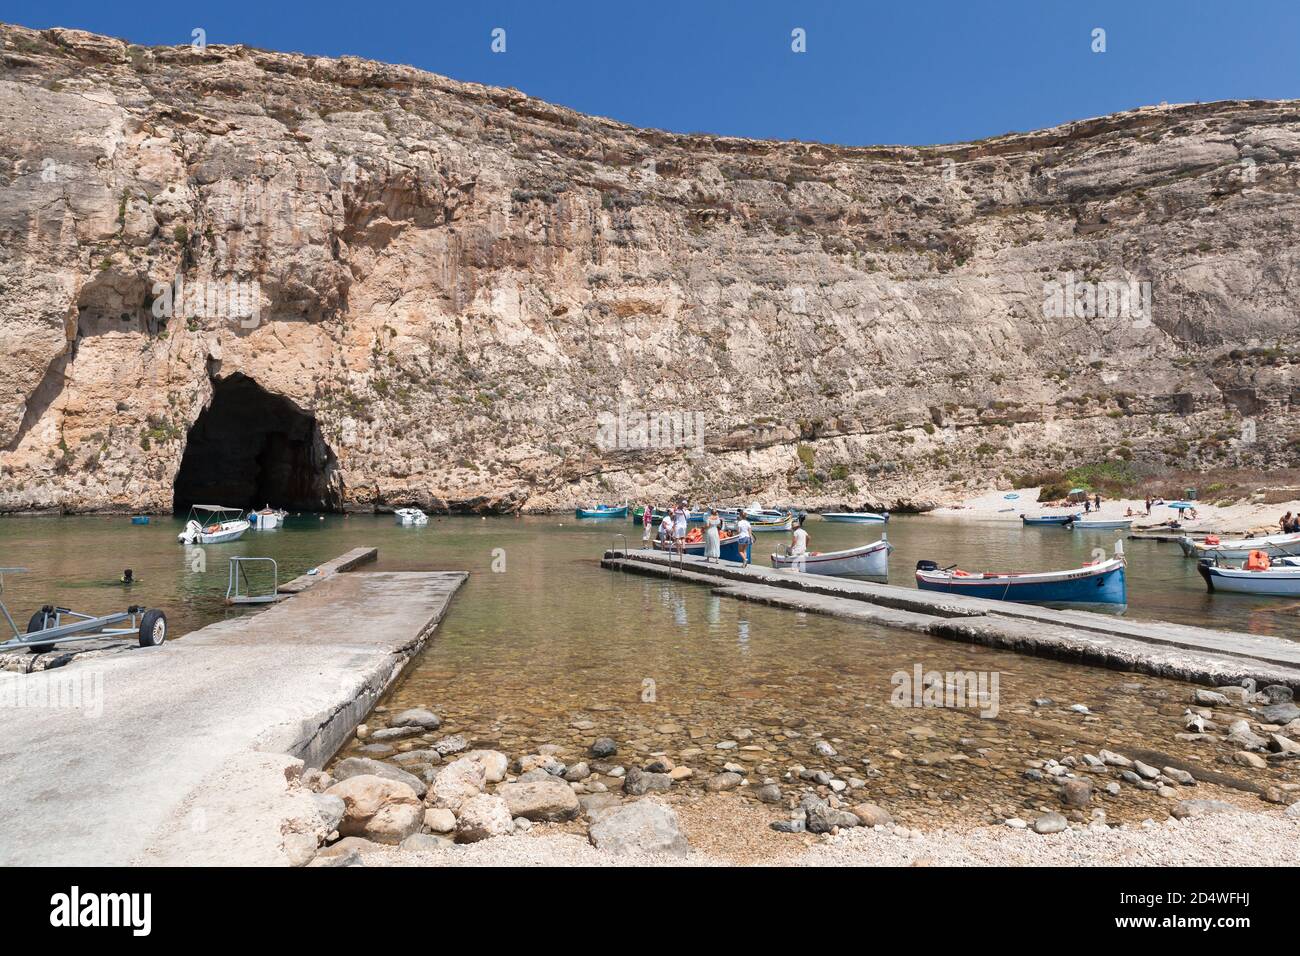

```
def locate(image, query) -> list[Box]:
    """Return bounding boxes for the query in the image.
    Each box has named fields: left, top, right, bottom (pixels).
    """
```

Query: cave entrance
left=172, top=374, right=341, bottom=513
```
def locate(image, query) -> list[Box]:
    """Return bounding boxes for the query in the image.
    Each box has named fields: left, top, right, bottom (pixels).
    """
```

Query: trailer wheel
left=138, top=609, right=167, bottom=647
left=26, top=611, right=55, bottom=654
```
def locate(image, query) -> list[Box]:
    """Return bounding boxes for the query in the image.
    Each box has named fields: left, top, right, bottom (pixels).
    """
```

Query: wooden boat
left=770, top=538, right=891, bottom=577
left=1021, top=513, right=1081, bottom=526
left=1178, top=531, right=1300, bottom=560
left=652, top=530, right=745, bottom=561
left=1069, top=517, right=1133, bottom=531
left=915, top=557, right=1126, bottom=607
left=575, top=504, right=628, bottom=519
left=250, top=506, right=288, bottom=529
left=177, top=505, right=250, bottom=545
left=394, top=507, right=428, bottom=526
left=631, top=506, right=668, bottom=520
left=1198, top=556, right=1300, bottom=596
left=819, top=512, right=889, bottom=524
left=749, top=515, right=794, bottom=532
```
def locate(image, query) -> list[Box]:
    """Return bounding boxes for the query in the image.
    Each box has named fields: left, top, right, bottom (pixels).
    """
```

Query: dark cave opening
left=172, top=374, right=341, bottom=513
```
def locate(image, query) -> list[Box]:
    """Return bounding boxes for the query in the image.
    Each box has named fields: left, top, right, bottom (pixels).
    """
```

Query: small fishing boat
left=819, top=511, right=889, bottom=524
left=652, top=530, right=746, bottom=561
left=1178, top=531, right=1300, bottom=560
left=177, top=505, right=250, bottom=545
left=394, top=507, right=429, bottom=526
left=1068, top=517, right=1133, bottom=531
left=631, top=506, right=668, bottom=520
left=1021, top=513, right=1081, bottom=526
left=749, top=515, right=794, bottom=532
left=914, top=557, right=1127, bottom=607
left=1198, top=556, right=1300, bottom=596
left=770, top=538, right=892, bottom=577
left=575, top=504, right=628, bottom=519
left=130, top=515, right=150, bottom=525
left=249, top=506, right=288, bottom=530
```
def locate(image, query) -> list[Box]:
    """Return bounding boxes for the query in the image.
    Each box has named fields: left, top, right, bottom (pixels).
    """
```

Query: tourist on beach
left=1094, top=493, right=1102, bottom=511
left=1145, top=495, right=1152, bottom=516
left=1084, top=498, right=1091, bottom=514
left=704, top=509, right=722, bottom=563
left=736, top=514, right=753, bottom=567
left=1282, top=512, right=1294, bottom=534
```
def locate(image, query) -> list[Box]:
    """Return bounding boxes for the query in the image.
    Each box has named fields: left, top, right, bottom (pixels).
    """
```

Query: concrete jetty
left=602, top=549, right=1300, bottom=691
left=0, top=556, right=464, bottom=866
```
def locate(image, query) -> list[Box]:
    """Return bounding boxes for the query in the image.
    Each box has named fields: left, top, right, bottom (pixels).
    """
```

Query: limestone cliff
left=1, top=23, right=1297, bottom=514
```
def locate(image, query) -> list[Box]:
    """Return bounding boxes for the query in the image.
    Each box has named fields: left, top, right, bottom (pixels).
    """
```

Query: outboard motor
left=916, top=559, right=939, bottom=572
left=178, top=519, right=202, bottom=544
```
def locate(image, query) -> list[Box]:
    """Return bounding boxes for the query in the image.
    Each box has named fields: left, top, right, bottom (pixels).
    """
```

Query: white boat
left=178, top=505, right=250, bottom=545
left=1178, top=532, right=1300, bottom=560
left=1198, top=556, right=1300, bottom=596
left=770, top=538, right=892, bottom=577
left=1069, top=518, right=1133, bottom=531
left=394, top=507, right=429, bottom=526
left=819, top=512, right=889, bottom=524
left=249, top=506, right=287, bottom=530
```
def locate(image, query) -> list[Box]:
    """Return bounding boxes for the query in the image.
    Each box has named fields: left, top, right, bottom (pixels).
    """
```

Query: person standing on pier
left=791, top=517, right=809, bottom=556
left=704, top=509, right=722, bottom=563
left=641, top=503, right=653, bottom=545
left=672, top=504, right=688, bottom=557
left=736, top=514, right=753, bottom=567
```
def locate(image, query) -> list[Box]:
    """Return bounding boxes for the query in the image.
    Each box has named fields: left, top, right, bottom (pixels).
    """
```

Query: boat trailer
left=0, top=567, right=168, bottom=654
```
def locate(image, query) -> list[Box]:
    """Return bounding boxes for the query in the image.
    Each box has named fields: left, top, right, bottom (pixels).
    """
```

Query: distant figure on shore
left=1144, top=496, right=1153, bottom=516
left=1084, top=499, right=1091, bottom=514
left=704, top=509, right=722, bottom=563
left=736, top=514, right=753, bottom=567
left=1282, top=512, right=1299, bottom=534
left=1094, top=493, right=1102, bottom=511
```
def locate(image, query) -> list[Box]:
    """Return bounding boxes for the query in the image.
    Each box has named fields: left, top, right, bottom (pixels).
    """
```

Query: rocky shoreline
left=291, top=680, right=1300, bottom=865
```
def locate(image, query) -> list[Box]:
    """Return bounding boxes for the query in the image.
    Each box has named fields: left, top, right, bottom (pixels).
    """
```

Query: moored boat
left=1197, top=556, right=1300, bottom=596
left=130, top=515, right=150, bottom=525
left=575, top=504, right=629, bottom=519
left=770, top=538, right=891, bottom=577
left=394, top=507, right=429, bottom=526
left=177, top=505, right=250, bottom=545
left=250, top=506, right=288, bottom=529
left=914, top=557, right=1127, bottom=607
left=652, top=530, right=745, bottom=561
left=749, top=515, right=794, bottom=532
left=1021, top=513, right=1082, bottom=526
left=818, top=511, right=889, bottom=524
left=1068, top=517, right=1133, bottom=531
left=1178, top=531, right=1300, bottom=560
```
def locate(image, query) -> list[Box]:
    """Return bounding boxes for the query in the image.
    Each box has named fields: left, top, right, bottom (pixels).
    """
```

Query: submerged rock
left=332, top=756, right=427, bottom=798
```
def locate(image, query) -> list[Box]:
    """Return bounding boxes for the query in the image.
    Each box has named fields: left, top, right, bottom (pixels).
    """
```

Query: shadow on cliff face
left=172, top=374, right=341, bottom=513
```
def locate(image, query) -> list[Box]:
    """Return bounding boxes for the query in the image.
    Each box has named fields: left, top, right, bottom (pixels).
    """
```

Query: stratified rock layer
left=2, top=24, right=1298, bottom=513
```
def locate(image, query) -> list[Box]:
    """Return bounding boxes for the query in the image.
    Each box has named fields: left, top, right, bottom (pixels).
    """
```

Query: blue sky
left=3, top=1, right=1298, bottom=145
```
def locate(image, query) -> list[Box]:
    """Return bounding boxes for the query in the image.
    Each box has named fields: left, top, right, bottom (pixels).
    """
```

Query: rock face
left=2, top=24, right=1299, bottom=515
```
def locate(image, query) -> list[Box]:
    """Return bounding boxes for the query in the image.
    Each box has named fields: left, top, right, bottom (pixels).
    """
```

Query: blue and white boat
left=819, top=511, right=889, bottom=524
left=575, top=504, right=628, bottom=519
left=653, top=532, right=746, bottom=561
left=1021, top=513, right=1081, bottom=526
left=914, top=557, right=1127, bottom=607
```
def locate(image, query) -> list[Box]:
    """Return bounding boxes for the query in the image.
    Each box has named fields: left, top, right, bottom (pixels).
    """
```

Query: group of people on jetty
left=639, top=502, right=808, bottom=567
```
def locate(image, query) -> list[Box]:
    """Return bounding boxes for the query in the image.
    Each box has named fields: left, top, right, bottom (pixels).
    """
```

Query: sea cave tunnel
left=172, top=373, right=341, bottom=513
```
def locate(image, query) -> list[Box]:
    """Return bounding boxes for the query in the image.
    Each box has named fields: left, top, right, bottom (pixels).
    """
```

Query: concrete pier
left=0, top=557, right=465, bottom=866
left=602, top=549, right=1300, bottom=691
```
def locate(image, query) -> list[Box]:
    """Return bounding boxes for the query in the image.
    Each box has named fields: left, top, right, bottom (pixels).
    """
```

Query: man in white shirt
left=791, top=518, right=809, bottom=556
left=672, top=506, right=688, bottom=556
left=736, top=515, right=753, bottom=567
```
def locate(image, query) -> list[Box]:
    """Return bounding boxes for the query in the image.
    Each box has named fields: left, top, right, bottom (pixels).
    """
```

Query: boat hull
left=251, top=511, right=286, bottom=529
left=575, top=506, right=628, bottom=519
left=653, top=534, right=744, bottom=560
left=749, top=517, right=794, bottom=532
left=178, top=519, right=250, bottom=545
left=916, top=559, right=1126, bottom=606
left=1198, top=561, right=1300, bottom=596
left=394, top=509, right=428, bottom=526
left=770, top=540, right=890, bottom=577
left=1070, top=519, right=1133, bottom=531
left=1179, top=533, right=1300, bottom=560
left=819, top=512, right=888, bottom=524
left=1021, top=514, right=1081, bottom=526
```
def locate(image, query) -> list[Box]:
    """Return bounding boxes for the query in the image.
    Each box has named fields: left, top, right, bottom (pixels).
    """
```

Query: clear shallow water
left=3, top=513, right=1293, bottom=825
left=0, top=513, right=1295, bottom=639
